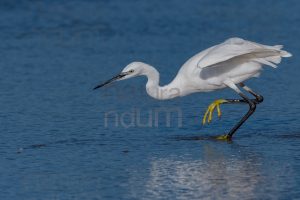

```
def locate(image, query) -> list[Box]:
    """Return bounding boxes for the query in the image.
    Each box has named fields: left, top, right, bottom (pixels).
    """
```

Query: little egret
left=94, top=38, right=292, bottom=140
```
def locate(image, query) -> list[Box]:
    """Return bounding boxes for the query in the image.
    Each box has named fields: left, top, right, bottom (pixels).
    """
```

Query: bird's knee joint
left=249, top=102, right=256, bottom=110
left=256, top=95, right=264, bottom=103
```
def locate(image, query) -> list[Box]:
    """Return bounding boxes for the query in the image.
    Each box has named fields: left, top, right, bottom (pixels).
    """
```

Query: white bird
left=94, top=37, right=292, bottom=140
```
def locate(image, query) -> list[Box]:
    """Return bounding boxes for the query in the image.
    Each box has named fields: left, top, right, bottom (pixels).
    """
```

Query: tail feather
left=271, top=44, right=292, bottom=57
left=266, top=56, right=281, bottom=64
left=254, top=58, right=278, bottom=68
left=273, top=45, right=283, bottom=50
left=280, top=50, right=292, bottom=57
left=251, top=46, right=291, bottom=68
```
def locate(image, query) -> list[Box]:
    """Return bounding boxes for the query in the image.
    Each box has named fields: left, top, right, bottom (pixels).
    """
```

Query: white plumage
left=197, top=38, right=290, bottom=69
left=94, top=37, right=292, bottom=139
left=95, top=37, right=291, bottom=99
left=170, top=37, right=292, bottom=96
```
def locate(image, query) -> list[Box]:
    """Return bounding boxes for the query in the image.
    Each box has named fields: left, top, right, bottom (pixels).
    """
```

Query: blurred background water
left=0, top=0, right=300, bottom=199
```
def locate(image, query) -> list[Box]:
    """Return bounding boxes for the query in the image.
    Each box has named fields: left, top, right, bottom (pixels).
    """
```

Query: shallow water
left=1, top=0, right=300, bottom=199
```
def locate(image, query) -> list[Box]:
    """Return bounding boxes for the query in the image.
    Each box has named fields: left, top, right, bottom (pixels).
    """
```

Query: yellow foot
left=215, top=134, right=231, bottom=141
left=202, top=99, right=228, bottom=125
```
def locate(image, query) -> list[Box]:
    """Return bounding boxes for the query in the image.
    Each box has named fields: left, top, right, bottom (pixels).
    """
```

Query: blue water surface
left=1, top=0, right=300, bottom=199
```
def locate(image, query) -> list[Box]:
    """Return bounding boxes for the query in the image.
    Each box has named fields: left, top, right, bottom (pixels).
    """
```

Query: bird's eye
left=129, top=69, right=134, bottom=73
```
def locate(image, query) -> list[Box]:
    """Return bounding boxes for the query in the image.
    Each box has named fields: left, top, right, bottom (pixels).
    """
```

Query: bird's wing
left=197, top=37, right=291, bottom=69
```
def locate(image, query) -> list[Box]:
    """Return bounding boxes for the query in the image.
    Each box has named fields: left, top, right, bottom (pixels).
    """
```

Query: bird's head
left=93, top=62, right=144, bottom=90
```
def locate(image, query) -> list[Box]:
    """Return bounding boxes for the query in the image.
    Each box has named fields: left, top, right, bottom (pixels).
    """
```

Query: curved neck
left=141, top=63, right=181, bottom=100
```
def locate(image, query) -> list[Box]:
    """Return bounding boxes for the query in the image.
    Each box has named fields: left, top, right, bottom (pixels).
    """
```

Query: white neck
left=140, top=63, right=181, bottom=100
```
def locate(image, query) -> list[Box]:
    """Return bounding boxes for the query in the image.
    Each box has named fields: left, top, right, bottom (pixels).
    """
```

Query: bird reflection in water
left=143, top=145, right=262, bottom=199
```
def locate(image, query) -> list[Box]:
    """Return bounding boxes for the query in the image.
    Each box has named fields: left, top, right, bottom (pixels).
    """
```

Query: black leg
left=219, top=84, right=264, bottom=140
left=226, top=93, right=257, bottom=140
left=223, top=84, right=263, bottom=105
left=203, top=82, right=264, bottom=140
left=239, top=82, right=264, bottom=104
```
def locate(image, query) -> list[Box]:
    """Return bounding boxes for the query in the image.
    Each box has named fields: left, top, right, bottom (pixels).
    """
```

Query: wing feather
left=197, top=37, right=291, bottom=69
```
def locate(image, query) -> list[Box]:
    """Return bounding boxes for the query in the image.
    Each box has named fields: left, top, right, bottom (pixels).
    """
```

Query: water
left=1, top=0, right=300, bottom=199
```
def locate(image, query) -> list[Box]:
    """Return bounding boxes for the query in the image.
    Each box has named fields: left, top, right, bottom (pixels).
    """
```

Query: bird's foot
left=202, top=99, right=228, bottom=125
left=214, top=134, right=231, bottom=141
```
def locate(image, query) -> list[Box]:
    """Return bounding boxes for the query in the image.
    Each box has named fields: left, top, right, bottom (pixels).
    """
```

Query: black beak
left=93, top=72, right=128, bottom=90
